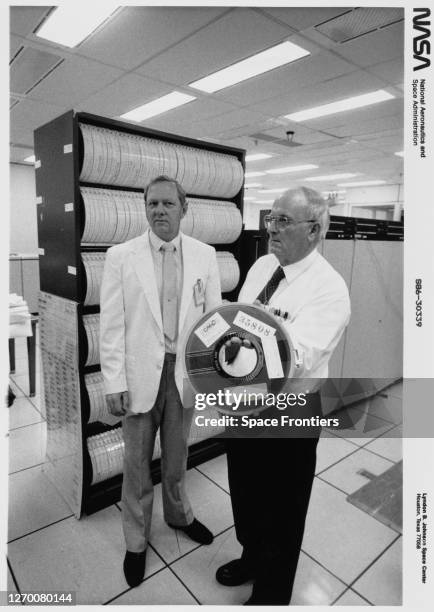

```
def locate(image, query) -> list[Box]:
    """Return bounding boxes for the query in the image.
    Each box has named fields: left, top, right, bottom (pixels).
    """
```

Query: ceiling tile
left=145, top=107, right=269, bottom=138
left=350, top=158, right=403, bottom=177
left=10, top=95, right=21, bottom=110
left=81, top=89, right=240, bottom=133
left=78, top=6, right=229, bottom=70
left=216, top=49, right=355, bottom=106
left=141, top=121, right=200, bottom=141
left=10, top=34, right=25, bottom=61
left=136, top=8, right=293, bottom=86
left=10, top=98, right=67, bottom=147
left=252, top=124, right=337, bottom=147
left=78, top=73, right=169, bottom=117
left=10, top=47, right=63, bottom=95
left=10, top=6, right=51, bottom=37
left=366, top=58, right=403, bottom=85
left=328, top=21, right=404, bottom=67
left=26, top=55, right=123, bottom=106
left=358, top=127, right=403, bottom=142
left=359, top=135, right=404, bottom=152
left=249, top=69, right=387, bottom=118
left=259, top=7, right=353, bottom=32
left=314, top=8, right=403, bottom=44
left=146, top=97, right=241, bottom=126
left=313, top=99, right=403, bottom=134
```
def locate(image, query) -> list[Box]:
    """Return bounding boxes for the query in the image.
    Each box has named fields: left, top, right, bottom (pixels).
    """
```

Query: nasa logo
left=413, top=8, right=431, bottom=71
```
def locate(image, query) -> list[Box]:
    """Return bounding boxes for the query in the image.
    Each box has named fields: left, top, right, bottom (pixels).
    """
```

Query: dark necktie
left=256, top=266, right=285, bottom=305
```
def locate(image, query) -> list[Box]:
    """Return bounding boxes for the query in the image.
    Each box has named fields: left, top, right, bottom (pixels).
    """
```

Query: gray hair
left=144, top=175, right=186, bottom=207
left=280, top=186, right=330, bottom=240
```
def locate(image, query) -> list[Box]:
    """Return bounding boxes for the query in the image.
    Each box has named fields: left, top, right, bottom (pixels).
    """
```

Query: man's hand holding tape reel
left=185, top=186, right=351, bottom=605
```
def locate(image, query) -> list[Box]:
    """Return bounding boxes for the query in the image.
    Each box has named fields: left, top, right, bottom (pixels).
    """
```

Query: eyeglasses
left=263, top=215, right=316, bottom=230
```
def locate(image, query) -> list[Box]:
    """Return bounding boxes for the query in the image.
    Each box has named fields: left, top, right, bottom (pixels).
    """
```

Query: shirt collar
left=148, top=229, right=181, bottom=252
left=281, top=248, right=319, bottom=281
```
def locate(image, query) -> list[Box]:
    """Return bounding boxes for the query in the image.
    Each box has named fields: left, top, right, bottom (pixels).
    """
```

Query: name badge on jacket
left=194, top=279, right=205, bottom=306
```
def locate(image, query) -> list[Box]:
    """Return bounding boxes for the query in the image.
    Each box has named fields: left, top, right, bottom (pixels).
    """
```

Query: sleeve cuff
left=104, top=377, right=128, bottom=395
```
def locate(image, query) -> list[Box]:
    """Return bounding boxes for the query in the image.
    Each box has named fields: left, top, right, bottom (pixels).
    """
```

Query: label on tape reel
left=194, top=312, right=230, bottom=348
left=233, top=310, right=276, bottom=338
left=262, top=335, right=284, bottom=379
left=185, top=303, right=294, bottom=407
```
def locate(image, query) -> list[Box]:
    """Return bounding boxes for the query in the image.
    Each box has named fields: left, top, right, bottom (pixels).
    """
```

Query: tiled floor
left=7, top=335, right=402, bottom=605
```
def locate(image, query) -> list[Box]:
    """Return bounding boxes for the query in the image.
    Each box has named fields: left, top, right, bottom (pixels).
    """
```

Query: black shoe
left=123, top=550, right=146, bottom=588
left=168, top=518, right=214, bottom=545
left=216, top=559, right=254, bottom=586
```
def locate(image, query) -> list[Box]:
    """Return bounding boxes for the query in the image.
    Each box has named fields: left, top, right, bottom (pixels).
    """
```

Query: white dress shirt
left=238, top=248, right=351, bottom=392
left=149, top=229, right=183, bottom=353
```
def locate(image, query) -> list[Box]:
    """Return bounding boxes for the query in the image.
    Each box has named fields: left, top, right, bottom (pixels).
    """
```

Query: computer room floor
left=7, top=332, right=403, bottom=606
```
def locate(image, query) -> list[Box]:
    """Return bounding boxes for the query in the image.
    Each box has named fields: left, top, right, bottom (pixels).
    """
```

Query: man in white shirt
left=100, top=176, right=222, bottom=588
left=216, top=186, right=350, bottom=605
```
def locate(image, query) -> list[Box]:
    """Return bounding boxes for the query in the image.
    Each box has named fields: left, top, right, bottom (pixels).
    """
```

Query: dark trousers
left=225, top=393, right=321, bottom=605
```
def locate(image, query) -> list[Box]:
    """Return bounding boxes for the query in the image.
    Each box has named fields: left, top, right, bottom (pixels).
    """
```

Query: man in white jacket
left=216, top=186, right=351, bottom=605
left=100, top=175, right=221, bottom=588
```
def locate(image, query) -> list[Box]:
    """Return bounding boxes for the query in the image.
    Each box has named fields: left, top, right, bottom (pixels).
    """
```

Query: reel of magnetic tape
left=184, top=303, right=296, bottom=415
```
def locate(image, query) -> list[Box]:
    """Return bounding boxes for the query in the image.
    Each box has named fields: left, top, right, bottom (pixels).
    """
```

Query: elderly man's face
left=267, top=194, right=319, bottom=266
left=146, top=182, right=186, bottom=242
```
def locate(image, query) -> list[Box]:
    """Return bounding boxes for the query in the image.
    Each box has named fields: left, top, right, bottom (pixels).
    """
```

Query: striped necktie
left=256, top=266, right=285, bottom=305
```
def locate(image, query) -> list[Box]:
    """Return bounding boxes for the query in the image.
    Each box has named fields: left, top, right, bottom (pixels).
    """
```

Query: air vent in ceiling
left=250, top=132, right=302, bottom=148
left=10, top=47, right=63, bottom=95
left=315, top=7, right=403, bottom=43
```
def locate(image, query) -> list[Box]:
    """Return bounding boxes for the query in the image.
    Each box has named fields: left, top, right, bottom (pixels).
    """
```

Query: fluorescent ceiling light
left=266, top=164, right=318, bottom=174
left=24, top=155, right=35, bottom=163
left=256, top=200, right=274, bottom=204
left=244, top=197, right=257, bottom=201
left=306, top=173, right=358, bottom=182
left=189, top=41, right=310, bottom=93
left=36, top=5, right=118, bottom=47
left=120, top=92, right=196, bottom=122
left=395, top=151, right=404, bottom=157
left=244, top=183, right=262, bottom=189
left=245, top=171, right=266, bottom=178
left=246, top=153, right=272, bottom=162
left=258, top=189, right=286, bottom=194
left=285, top=89, right=395, bottom=122
left=338, top=180, right=387, bottom=187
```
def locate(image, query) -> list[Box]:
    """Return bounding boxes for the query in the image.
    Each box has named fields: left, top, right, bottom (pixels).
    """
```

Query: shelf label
left=67, top=266, right=77, bottom=275
left=65, top=203, right=74, bottom=212
left=35, top=160, right=41, bottom=169
left=38, top=248, right=45, bottom=256
left=36, top=196, right=43, bottom=205
left=64, top=144, right=73, bottom=154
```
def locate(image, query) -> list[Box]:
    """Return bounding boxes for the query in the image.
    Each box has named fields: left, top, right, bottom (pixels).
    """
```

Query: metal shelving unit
left=34, top=110, right=245, bottom=517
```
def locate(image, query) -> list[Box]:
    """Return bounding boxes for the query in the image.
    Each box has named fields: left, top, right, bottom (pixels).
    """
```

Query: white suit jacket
left=99, top=231, right=222, bottom=413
